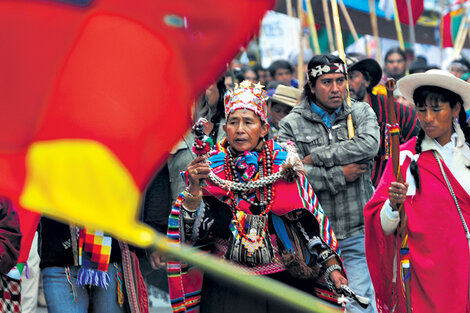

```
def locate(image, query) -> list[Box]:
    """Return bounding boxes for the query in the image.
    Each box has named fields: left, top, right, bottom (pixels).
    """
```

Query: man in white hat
left=267, top=84, right=301, bottom=140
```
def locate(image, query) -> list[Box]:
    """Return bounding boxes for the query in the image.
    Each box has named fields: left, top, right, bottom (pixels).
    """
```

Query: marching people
left=168, top=80, right=350, bottom=312
left=278, top=54, right=380, bottom=313
left=345, top=54, right=420, bottom=186
left=364, top=69, right=470, bottom=312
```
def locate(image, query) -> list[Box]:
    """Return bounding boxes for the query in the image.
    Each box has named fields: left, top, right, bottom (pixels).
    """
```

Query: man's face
left=385, top=53, right=406, bottom=79
left=348, top=70, right=369, bottom=102
left=274, top=68, right=293, bottom=86
left=310, top=73, right=347, bottom=112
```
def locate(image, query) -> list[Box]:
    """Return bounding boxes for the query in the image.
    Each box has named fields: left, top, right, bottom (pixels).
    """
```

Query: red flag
left=396, top=0, right=424, bottom=25
left=0, top=0, right=274, bottom=255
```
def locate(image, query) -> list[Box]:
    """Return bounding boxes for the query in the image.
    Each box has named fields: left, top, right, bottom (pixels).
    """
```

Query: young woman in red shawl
left=364, top=69, right=470, bottom=312
left=167, top=80, right=351, bottom=312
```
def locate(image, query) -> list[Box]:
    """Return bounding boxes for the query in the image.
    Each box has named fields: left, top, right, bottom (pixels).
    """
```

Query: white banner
left=259, top=11, right=300, bottom=69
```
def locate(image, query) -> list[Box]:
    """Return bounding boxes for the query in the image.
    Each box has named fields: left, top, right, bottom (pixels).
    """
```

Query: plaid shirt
left=278, top=98, right=380, bottom=239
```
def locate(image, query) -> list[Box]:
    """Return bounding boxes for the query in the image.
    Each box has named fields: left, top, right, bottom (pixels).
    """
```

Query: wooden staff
left=406, top=0, right=416, bottom=51
left=305, top=0, right=321, bottom=54
left=392, top=0, right=405, bottom=50
left=330, top=0, right=354, bottom=138
left=440, top=0, right=446, bottom=65
left=338, top=0, right=360, bottom=45
left=298, top=0, right=305, bottom=88
left=322, top=0, right=335, bottom=53
left=385, top=79, right=411, bottom=313
left=369, top=0, right=381, bottom=65
left=453, top=4, right=470, bottom=60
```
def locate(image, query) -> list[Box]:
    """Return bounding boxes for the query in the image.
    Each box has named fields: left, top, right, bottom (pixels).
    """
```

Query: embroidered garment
left=168, top=139, right=342, bottom=313
left=364, top=138, right=470, bottom=313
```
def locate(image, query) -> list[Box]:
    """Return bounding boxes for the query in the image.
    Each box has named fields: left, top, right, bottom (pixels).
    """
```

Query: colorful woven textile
left=0, top=274, right=20, bottom=313
left=77, top=229, right=112, bottom=288
left=168, top=139, right=341, bottom=312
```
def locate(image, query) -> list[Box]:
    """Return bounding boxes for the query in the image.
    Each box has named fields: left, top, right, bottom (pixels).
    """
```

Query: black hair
left=356, top=69, right=373, bottom=93
left=384, top=47, right=406, bottom=63
left=198, top=77, right=226, bottom=125
left=242, top=66, right=260, bottom=81
left=409, top=85, right=470, bottom=190
left=268, top=60, right=294, bottom=79
left=302, top=54, right=345, bottom=102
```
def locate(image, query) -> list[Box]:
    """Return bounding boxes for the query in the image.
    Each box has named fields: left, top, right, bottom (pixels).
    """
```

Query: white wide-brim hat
left=397, top=69, right=470, bottom=111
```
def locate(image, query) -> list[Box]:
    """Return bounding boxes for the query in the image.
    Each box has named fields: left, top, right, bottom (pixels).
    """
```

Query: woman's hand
left=389, top=182, right=409, bottom=211
left=187, top=155, right=211, bottom=194
left=330, top=270, right=348, bottom=290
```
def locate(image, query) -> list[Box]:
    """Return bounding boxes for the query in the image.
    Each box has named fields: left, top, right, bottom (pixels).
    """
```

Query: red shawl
left=364, top=138, right=470, bottom=313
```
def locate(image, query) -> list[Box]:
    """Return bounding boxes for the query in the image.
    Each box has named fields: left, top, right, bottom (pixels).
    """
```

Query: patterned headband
left=308, top=63, right=347, bottom=79
left=224, top=80, right=268, bottom=123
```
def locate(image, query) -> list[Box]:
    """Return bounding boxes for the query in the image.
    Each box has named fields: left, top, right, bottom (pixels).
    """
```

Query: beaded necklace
left=224, top=140, right=276, bottom=243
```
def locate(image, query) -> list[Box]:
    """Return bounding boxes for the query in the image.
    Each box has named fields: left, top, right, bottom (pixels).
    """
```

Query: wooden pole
left=453, top=4, right=470, bottom=60
left=338, top=0, right=360, bottom=45
left=298, top=0, right=305, bottom=88
left=286, top=0, right=293, bottom=18
left=330, top=0, right=355, bottom=139
left=406, top=0, right=416, bottom=51
left=392, top=0, right=406, bottom=51
left=322, top=0, right=335, bottom=53
left=369, top=0, right=382, bottom=65
left=440, top=0, right=445, bottom=65
left=305, top=0, right=321, bottom=55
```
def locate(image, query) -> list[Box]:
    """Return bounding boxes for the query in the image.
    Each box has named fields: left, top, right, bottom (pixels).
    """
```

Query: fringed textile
left=77, top=229, right=112, bottom=288
left=114, top=263, right=125, bottom=307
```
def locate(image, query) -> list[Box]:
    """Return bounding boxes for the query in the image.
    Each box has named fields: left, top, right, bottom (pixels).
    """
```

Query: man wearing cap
left=268, top=84, right=301, bottom=140
left=278, top=54, right=379, bottom=313
left=346, top=54, right=420, bottom=187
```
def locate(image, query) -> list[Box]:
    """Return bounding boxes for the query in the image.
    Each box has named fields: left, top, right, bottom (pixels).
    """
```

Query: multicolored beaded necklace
left=224, top=140, right=276, bottom=245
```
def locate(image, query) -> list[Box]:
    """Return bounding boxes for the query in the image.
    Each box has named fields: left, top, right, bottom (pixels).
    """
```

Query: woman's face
left=416, top=98, right=461, bottom=146
left=223, top=109, right=269, bottom=153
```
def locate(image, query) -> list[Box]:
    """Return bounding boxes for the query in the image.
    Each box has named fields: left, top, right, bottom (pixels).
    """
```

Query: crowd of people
left=1, top=46, right=470, bottom=313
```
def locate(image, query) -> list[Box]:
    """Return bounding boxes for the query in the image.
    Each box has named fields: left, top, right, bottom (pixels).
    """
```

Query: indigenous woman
left=364, top=70, right=470, bottom=312
left=168, top=81, right=349, bottom=312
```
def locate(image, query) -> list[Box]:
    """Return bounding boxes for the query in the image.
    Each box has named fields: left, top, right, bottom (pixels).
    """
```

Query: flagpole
left=440, top=0, right=445, bottom=65
left=392, top=0, right=406, bottom=51
left=453, top=4, right=470, bottom=60
left=369, top=0, right=382, bottom=65
left=322, top=0, right=335, bottom=53
left=338, top=0, right=360, bottom=48
left=330, top=0, right=355, bottom=138
left=406, top=0, right=416, bottom=51
left=305, top=0, right=321, bottom=55
left=298, top=0, right=305, bottom=89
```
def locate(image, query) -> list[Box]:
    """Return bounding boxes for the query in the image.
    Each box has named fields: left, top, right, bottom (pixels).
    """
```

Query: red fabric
left=365, top=138, right=470, bottom=313
left=0, top=0, right=273, bottom=262
left=396, top=0, right=424, bottom=26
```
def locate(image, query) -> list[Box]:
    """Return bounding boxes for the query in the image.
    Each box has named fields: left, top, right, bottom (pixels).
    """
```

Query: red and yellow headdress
left=224, top=80, right=268, bottom=123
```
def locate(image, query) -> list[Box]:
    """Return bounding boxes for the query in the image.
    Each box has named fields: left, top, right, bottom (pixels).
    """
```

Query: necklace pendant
left=241, top=228, right=264, bottom=255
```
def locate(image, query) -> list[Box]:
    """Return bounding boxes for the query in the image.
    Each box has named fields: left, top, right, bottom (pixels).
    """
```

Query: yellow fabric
left=20, top=139, right=156, bottom=247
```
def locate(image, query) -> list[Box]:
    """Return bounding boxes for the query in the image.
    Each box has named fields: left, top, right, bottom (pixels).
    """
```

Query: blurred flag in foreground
left=0, top=0, right=274, bottom=254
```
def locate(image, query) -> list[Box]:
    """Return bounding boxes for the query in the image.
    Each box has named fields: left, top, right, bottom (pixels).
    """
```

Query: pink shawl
left=364, top=138, right=470, bottom=313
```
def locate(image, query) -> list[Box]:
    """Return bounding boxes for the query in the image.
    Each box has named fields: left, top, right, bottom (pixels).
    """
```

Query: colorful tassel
left=77, top=267, right=110, bottom=288
left=114, top=263, right=125, bottom=307
left=65, top=267, right=78, bottom=303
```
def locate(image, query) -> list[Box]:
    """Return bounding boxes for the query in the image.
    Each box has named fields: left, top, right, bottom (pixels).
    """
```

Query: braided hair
left=409, top=85, right=470, bottom=191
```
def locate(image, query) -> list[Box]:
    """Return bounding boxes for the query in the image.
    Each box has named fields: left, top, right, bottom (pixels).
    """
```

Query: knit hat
left=224, top=80, right=268, bottom=123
